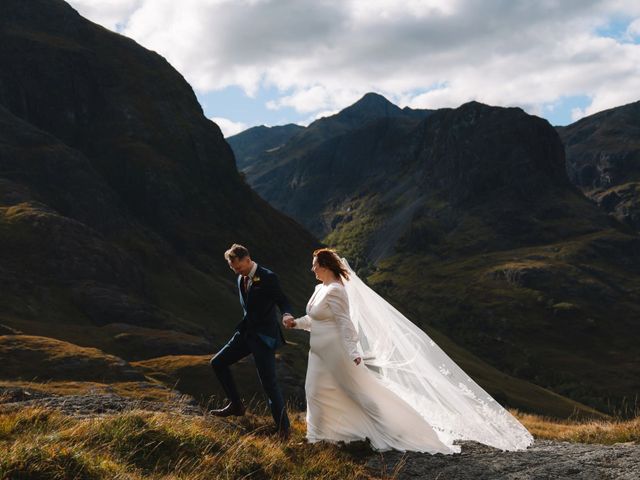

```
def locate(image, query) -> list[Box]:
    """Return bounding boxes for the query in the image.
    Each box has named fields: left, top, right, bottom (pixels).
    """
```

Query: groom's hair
left=224, top=243, right=250, bottom=261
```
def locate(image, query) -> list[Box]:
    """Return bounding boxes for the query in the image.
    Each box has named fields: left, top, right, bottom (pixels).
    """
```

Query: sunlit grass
left=0, top=406, right=376, bottom=479
left=1, top=403, right=638, bottom=479
left=515, top=409, right=640, bottom=445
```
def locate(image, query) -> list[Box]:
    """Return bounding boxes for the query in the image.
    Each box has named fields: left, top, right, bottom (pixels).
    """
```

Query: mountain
left=232, top=97, right=640, bottom=414
left=232, top=93, right=433, bottom=236
left=228, top=123, right=304, bottom=171
left=325, top=91, right=431, bottom=125
left=558, top=100, right=640, bottom=231
left=0, top=0, right=323, bottom=402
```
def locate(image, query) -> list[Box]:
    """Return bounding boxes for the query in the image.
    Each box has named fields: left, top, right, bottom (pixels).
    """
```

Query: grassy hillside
left=360, top=228, right=640, bottom=413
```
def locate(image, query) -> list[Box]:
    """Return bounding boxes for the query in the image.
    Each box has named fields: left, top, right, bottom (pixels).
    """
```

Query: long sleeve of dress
left=293, top=314, right=312, bottom=332
left=326, top=286, right=360, bottom=361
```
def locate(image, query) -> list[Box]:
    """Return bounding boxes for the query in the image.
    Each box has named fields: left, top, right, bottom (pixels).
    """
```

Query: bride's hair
left=313, top=248, right=350, bottom=281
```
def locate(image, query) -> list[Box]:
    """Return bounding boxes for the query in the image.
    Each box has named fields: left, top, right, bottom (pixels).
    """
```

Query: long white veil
left=341, top=258, right=534, bottom=451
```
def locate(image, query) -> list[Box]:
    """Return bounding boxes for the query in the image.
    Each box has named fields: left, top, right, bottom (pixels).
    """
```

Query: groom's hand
left=282, top=313, right=295, bottom=328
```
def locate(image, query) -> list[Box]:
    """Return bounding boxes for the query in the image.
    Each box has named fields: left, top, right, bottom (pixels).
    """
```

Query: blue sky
left=200, top=86, right=595, bottom=132
left=70, top=0, right=640, bottom=136
left=198, top=86, right=303, bottom=130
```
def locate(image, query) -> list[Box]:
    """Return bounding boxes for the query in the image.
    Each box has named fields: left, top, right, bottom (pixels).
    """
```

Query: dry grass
left=0, top=406, right=378, bottom=480
left=515, top=410, right=640, bottom=445
left=0, top=407, right=640, bottom=480
left=1, top=400, right=638, bottom=479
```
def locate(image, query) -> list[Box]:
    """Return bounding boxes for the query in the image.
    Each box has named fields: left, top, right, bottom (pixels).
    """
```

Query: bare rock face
left=416, top=101, right=570, bottom=204
left=558, top=100, right=640, bottom=232
left=590, top=182, right=640, bottom=231
left=559, top=100, right=640, bottom=190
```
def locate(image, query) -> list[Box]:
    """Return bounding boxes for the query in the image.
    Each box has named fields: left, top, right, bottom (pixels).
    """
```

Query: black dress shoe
left=276, top=428, right=290, bottom=441
left=209, top=402, right=246, bottom=417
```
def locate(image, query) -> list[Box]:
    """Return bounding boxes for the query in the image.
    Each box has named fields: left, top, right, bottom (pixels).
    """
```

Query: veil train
left=340, top=258, right=534, bottom=451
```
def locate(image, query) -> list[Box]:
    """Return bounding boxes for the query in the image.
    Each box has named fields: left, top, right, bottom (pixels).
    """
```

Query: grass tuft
left=0, top=440, right=115, bottom=480
left=83, top=411, right=222, bottom=474
left=517, top=410, right=640, bottom=445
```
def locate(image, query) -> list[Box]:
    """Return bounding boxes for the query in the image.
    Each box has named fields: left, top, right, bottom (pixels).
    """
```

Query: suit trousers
left=210, top=331, right=290, bottom=431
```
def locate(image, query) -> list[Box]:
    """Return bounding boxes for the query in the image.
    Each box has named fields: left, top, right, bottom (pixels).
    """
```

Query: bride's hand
left=354, top=357, right=362, bottom=366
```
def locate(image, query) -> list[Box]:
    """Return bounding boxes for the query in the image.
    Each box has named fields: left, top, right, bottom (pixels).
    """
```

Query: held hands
left=282, top=313, right=296, bottom=329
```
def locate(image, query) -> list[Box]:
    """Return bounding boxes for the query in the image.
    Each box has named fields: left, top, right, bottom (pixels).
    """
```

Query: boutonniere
left=252, top=276, right=261, bottom=283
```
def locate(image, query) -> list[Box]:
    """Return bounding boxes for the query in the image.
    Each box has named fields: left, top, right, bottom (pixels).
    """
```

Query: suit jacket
left=236, top=264, right=291, bottom=350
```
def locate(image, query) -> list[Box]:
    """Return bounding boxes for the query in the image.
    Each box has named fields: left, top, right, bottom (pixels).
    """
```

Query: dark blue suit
left=210, top=264, right=291, bottom=431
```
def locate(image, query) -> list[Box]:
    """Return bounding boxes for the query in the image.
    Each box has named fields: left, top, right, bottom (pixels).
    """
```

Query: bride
left=283, top=248, right=533, bottom=453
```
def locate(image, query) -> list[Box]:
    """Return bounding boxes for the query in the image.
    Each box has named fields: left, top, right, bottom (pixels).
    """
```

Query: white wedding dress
left=292, top=259, right=533, bottom=453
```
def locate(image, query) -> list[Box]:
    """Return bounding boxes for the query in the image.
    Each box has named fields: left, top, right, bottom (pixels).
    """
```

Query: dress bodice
left=305, top=283, right=339, bottom=319
left=294, top=282, right=360, bottom=360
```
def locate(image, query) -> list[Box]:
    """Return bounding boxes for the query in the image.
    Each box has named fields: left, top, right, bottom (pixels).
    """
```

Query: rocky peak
left=557, top=99, right=640, bottom=230
left=558, top=99, right=640, bottom=188
left=339, top=92, right=402, bottom=120
left=418, top=101, right=571, bottom=204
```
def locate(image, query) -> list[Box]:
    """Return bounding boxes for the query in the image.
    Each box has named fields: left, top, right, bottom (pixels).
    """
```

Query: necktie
left=243, top=275, right=249, bottom=294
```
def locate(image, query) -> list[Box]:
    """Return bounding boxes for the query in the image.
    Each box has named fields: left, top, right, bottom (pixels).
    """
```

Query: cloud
left=210, top=117, right=247, bottom=137
left=625, top=17, right=640, bottom=39
left=300, top=109, right=341, bottom=127
left=69, top=0, right=640, bottom=123
left=571, top=107, right=587, bottom=122
left=68, top=0, right=142, bottom=32
left=266, top=86, right=363, bottom=116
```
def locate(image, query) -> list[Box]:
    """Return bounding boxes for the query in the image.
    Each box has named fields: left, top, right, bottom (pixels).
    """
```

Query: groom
left=209, top=243, right=293, bottom=438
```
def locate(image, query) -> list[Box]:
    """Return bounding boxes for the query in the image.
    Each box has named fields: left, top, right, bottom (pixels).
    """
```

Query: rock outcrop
left=558, top=100, right=640, bottom=231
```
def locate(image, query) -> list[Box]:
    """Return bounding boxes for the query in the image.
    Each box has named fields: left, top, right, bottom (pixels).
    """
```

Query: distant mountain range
left=229, top=93, right=434, bottom=236
left=229, top=93, right=640, bottom=414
